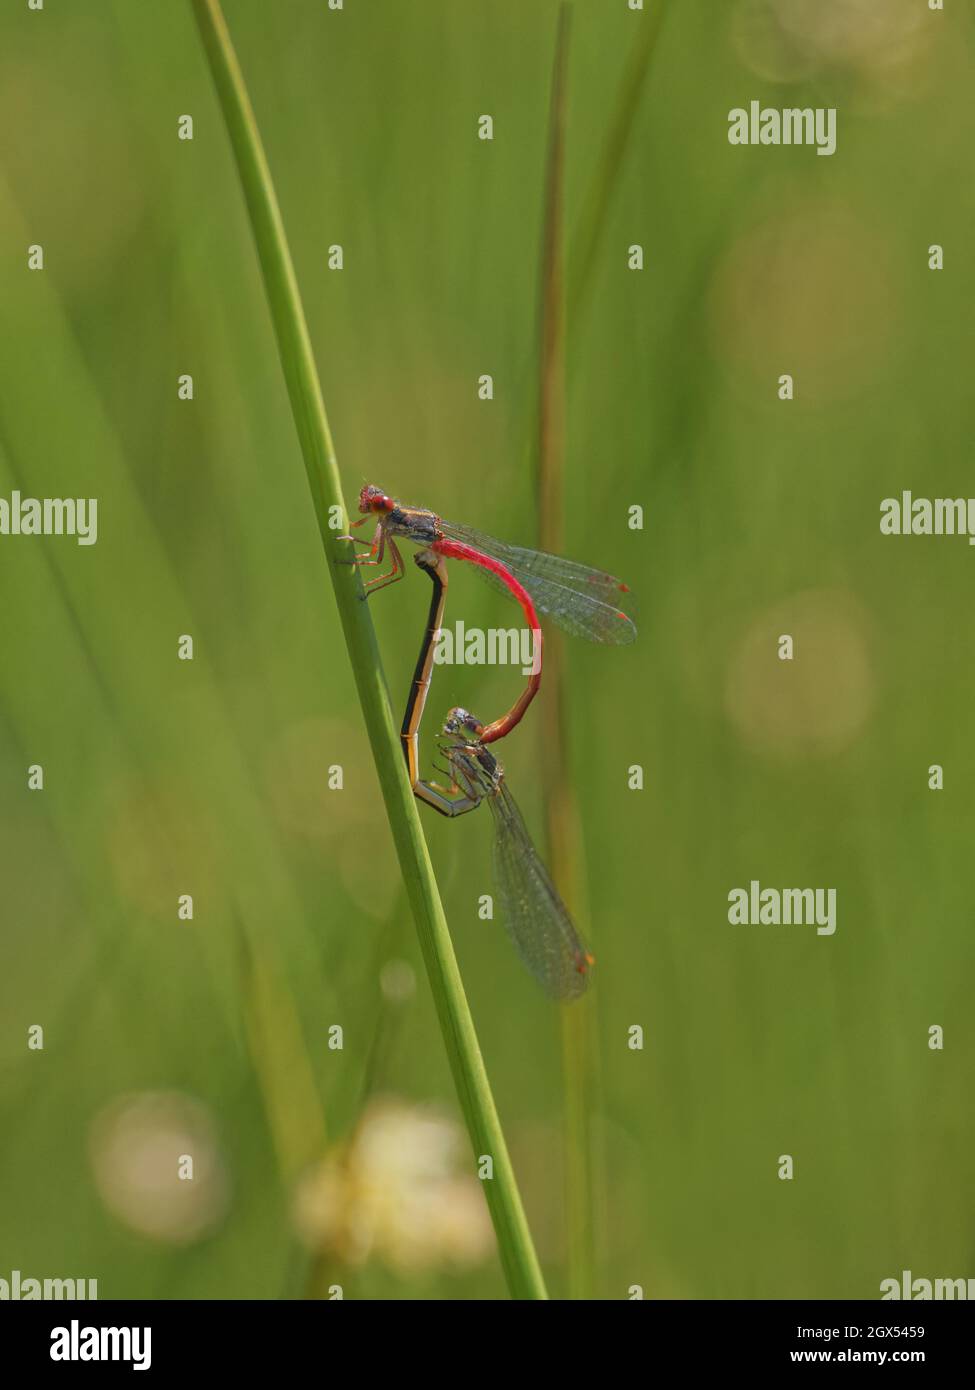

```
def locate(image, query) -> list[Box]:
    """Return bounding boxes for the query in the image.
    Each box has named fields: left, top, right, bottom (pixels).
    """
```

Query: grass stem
left=191, top=0, right=547, bottom=1300
left=534, top=4, right=600, bottom=1300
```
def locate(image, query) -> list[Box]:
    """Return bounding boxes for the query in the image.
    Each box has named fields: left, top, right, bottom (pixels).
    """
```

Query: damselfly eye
left=358, top=484, right=393, bottom=514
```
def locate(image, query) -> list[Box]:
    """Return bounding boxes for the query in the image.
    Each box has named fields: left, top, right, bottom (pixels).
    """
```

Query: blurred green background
left=1, top=0, right=973, bottom=1300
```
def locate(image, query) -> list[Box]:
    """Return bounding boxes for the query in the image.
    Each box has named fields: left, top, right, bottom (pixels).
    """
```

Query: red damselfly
left=402, top=549, right=594, bottom=1001
left=342, top=483, right=636, bottom=745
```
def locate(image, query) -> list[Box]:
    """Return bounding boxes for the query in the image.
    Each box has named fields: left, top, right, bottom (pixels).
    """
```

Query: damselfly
left=401, top=548, right=594, bottom=1001
left=343, top=483, right=636, bottom=745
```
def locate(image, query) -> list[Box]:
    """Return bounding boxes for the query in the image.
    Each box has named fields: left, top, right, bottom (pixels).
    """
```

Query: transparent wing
left=440, top=519, right=636, bottom=645
left=488, top=782, right=593, bottom=1001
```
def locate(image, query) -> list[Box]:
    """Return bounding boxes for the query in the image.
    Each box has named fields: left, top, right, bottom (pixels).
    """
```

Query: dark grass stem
left=568, top=0, right=668, bottom=322
left=534, top=5, right=599, bottom=1300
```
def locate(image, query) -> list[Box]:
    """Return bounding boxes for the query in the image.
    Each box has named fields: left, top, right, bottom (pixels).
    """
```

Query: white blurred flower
left=294, top=1096, right=492, bottom=1273
left=774, top=0, right=925, bottom=68
left=89, top=1092, right=229, bottom=1244
left=733, top=0, right=936, bottom=104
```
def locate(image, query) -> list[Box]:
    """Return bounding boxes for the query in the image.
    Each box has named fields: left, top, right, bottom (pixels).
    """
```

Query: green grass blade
left=568, top=0, right=668, bottom=322
left=533, top=4, right=599, bottom=1300
left=190, top=0, right=547, bottom=1300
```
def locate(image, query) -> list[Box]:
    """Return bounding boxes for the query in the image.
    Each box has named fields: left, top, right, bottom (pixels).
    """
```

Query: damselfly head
left=358, top=484, right=395, bottom=515
left=443, top=707, right=484, bottom=739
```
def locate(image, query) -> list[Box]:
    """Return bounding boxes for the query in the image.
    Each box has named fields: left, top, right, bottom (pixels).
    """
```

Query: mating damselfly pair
left=342, top=485, right=637, bottom=1000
